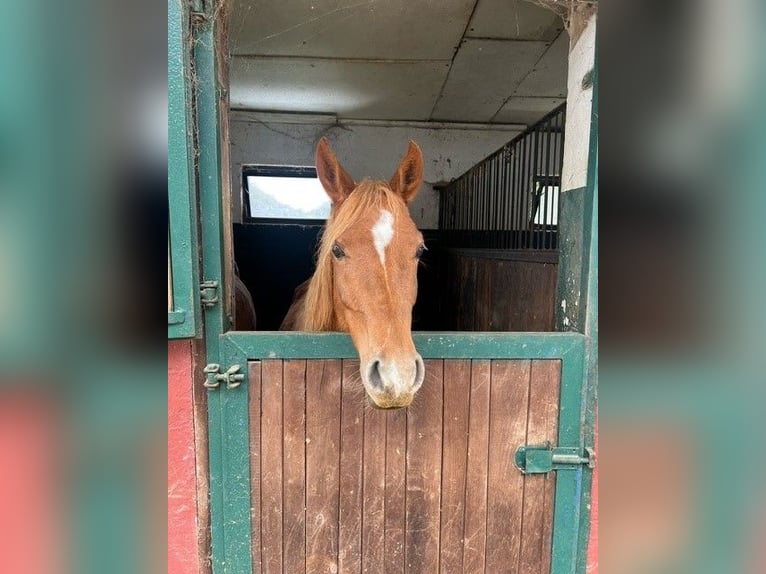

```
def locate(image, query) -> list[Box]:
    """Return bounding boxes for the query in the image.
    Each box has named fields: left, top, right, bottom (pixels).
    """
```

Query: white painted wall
left=228, top=114, right=523, bottom=228
left=561, top=14, right=596, bottom=192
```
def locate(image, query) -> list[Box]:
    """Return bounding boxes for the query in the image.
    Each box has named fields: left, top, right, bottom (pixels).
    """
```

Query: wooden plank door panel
left=249, top=359, right=560, bottom=574
left=305, top=360, right=342, bottom=573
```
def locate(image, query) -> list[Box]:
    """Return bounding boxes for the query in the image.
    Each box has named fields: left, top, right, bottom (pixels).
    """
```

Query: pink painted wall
left=0, top=394, right=60, bottom=574
left=168, top=340, right=201, bottom=574
left=587, top=423, right=598, bottom=573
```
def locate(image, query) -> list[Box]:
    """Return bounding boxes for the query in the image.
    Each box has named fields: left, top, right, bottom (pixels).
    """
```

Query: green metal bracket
left=200, top=280, right=220, bottom=308
left=515, top=445, right=596, bottom=474
left=202, top=364, right=244, bottom=390
left=167, top=311, right=186, bottom=325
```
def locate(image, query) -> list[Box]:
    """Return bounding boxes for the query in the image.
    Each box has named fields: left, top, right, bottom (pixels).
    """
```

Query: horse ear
left=315, top=137, right=356, bottom=205
left=389, top=141, right=424, bottom=204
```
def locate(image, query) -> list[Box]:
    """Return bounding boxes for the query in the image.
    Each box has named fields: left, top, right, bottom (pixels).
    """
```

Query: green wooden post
left=554, top=13, right=598, bottom=574
left=167, top=0, right=201, bottom=339
left=188, top=1, right=253, bottom=572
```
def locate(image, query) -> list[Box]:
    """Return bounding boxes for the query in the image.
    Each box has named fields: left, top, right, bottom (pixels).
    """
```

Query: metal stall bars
left=439, top=103, right=566, bottom=251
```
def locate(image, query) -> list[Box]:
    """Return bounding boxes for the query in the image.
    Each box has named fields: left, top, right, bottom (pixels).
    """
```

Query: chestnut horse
left=281, top=137, right=426, bottom=408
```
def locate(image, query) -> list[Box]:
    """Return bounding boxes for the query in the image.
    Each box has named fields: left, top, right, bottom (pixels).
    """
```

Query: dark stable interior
left=233, top=222, right=558, bottom=332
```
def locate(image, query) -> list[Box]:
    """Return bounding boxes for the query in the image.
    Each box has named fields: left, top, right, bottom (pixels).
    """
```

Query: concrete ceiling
left=228, top=0, right=568, bottom=126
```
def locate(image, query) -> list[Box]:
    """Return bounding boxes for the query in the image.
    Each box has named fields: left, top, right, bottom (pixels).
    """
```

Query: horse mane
left=300, top=179, right=408, bottom=331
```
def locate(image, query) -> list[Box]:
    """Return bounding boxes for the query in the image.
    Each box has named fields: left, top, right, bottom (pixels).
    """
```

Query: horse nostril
left=368, top=360, right=383, bottom=390
left=413, top=355, right=425, bottom=391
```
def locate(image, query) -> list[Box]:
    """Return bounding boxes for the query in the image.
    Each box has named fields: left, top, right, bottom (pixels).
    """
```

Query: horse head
left=311, top=137, right=426, bottom=408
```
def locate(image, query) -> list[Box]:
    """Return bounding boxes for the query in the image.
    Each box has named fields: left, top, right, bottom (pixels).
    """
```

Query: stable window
left=243, top=166, right=330, bottom=221
left=532, top=176, right=560, bottom=226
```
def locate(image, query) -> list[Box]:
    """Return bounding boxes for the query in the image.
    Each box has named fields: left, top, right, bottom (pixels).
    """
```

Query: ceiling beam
left=230, top=110, right=527, bottom=131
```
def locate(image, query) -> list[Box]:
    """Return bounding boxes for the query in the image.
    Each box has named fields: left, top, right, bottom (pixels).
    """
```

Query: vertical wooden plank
left=283, top=360, right=307, bottom=574
left=517, top=360, right=557, bottom=573
left=491, top=261, right=513, bottom=331
left=474, top=260, right=493, bottom=331
left=260, top=360, right=284, bottom=574
left=213, top=1, right=235, bottom=317
left=439, top=360, right=471, bottom=573
left=190, top=340, right=211, bottom=572
left=462, top=360, right=491, bottom=573
left=248, top=361, right=262, bottom=574
left=456, top=258, right=476, bottom=330
left=405, top=360, right=443, bottom=573
left=521, top=360, right=560, bottom=574
left=384, top=408, right=407, bottom=574
left=338, top=360, right=364, bottom=573
left=362, top=403, right=387, bottom=573
left=306, top=360, right=342, bottom=574
left=485, top=360, right=530, bottom=572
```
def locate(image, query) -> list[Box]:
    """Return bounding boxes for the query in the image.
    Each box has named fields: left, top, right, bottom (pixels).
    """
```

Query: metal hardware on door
left=200, top=280, right=219, bottom=308
left=203, top=363, right=244, bottom=389
left=515, top=444, right=596, bottom=474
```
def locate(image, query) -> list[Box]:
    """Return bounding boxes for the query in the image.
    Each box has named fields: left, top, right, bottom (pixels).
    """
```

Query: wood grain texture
left=443, top=252, right=558, bottom=332
left=248, top=361, right=262, bottom=574
left=384, top=408, right=407, bottom=574
left=338, top=360, right=364, bottom=573
left=462, top=360, right=491, bottom=573
left=456, top=258, right=477, bottom=331
left=362, top=404, right=387, bottom=574
left=190, top=340, right=211, bottom=574
left=474, top=260, right=494, bottom=331
left=439, top=360, right=471, bottom=573
left=260, top=360, right=284, bottom=574
left=524, top=360, right=560, bottom=574
left=305, top=360, right=342, bottom=574
left=485, top=360, right=530, bottom=573
left=248, top=358, right=561, bottom=574
left=405, top=360, right=443, bottom=573
left=283, top=360, right=307, bottom=574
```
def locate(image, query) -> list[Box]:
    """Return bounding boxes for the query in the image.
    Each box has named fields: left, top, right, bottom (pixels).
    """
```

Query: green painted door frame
left=212, top=332, right=592, bottom=574
left=167, top=0, right=201, bottom=339
left=174, top=3, right=598, bottom=572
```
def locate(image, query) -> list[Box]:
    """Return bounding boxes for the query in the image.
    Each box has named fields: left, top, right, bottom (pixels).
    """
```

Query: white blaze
left=371, top=209, right=394, bottom=265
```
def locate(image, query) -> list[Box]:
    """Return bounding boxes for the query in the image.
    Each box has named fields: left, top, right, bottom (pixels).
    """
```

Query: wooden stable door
left=248, top=359, right=560, bottom=574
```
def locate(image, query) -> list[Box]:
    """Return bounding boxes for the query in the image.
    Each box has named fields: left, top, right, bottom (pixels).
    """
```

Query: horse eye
left=416, top=244, right=427, bottom=259
left=332, top=243, right=346, bottom=259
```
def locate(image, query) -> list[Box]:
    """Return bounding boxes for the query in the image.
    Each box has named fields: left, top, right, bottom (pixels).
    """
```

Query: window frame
left=242, top=164, right=329, bottom=224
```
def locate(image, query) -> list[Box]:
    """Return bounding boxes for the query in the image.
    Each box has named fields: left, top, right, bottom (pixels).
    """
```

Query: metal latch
left=203, top=364, right=244, bottom=389
left=200, top=280, right=219, bottom=308
left=515, top=444, right=596, bottom=474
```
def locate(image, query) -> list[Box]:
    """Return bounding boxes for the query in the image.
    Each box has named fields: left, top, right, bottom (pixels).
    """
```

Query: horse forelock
left=301, top=180, right=409, bottom=331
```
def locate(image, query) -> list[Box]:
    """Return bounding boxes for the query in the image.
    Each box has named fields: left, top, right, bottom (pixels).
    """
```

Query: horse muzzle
left=362, top=353, right=425, bottom=409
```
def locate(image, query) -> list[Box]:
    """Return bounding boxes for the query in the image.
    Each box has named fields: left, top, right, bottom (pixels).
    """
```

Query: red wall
left=168, top=340, right=202, bottom=574
left=587, top=423, right=598, bottom=573
left=0, top=394, right=60, bottom=574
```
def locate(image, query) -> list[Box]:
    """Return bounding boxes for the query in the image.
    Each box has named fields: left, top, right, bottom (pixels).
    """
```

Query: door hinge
left=200, top=280, right=219, bottom=308
left=203, top=363, right=244, bottom=389
left=515, top=444, right=596, bottom=474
